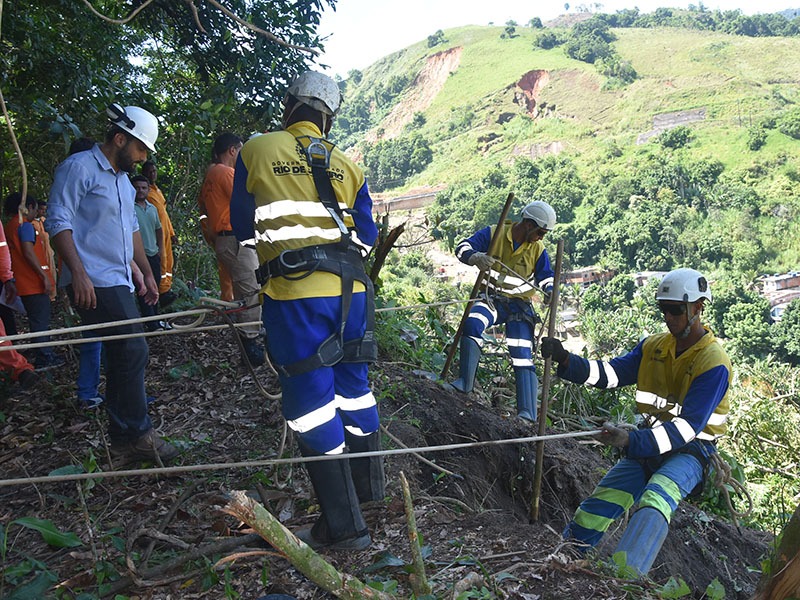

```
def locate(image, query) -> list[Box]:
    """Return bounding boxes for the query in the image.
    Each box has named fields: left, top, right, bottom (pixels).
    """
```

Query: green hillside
left=335, top=23, right=800, bottom=274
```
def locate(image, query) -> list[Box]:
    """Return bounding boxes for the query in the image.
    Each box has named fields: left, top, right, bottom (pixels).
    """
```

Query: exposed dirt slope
left=0, top=326, right=770, bottom=599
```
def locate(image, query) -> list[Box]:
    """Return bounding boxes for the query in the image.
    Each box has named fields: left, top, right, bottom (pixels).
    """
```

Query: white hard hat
left=285, top=71, right=343, bottom=116
left=521, top=201, right=557, bottom=230
left=656, top=268, right=712, bottom=303
left=106, top=104, right=159, bottom=152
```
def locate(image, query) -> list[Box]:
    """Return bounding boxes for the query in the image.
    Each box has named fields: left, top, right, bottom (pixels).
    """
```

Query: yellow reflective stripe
left=255, top=198, right=350, bottom=221
left=256, top=224, right=341, bottom=244
left=673, top=417, right=696, bottom=443
left=336, top=392, right=376, bottom=412
left=651, top=425, right=672, bottom=453
left=573, top=508, right=614, bottom=533
left=287, top=400, right=337, bottom=433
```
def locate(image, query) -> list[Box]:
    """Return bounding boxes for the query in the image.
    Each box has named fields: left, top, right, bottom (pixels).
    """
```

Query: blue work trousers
left=564, top=446, right=707, bottom=548
left=464, top=297, right=537, bottom=369
left=263, top=292, right=379, bottom=455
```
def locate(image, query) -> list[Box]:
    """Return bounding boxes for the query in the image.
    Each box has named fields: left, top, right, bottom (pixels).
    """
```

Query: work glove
left=543, top=284, right=553, bottom=305
left=594, top=422, right=630, bottom=448
left=540, top=336, right=569, bottom=364
left=468, top=252, right=495, bottom=271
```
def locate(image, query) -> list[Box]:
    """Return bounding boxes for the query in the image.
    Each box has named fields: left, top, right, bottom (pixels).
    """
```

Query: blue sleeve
left=18, top=222, right=36, bottom=244
left=627, top=364, right=731, bottom=459
left=46, top=159, right=86, bottom=237
left=534, top=249, right=555, bottom=290
left=352, top=180, right=378, bottom=247
left=454, top=226, right=491, bottom=265
left=557, top=340, right=643, bottom=389
left=230, top=154, right=256, bottom=246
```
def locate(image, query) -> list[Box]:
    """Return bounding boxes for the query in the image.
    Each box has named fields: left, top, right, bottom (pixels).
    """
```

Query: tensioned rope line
left=0, top=297, right=484, bottom=350
left=0, top=429, right=601, bottom=488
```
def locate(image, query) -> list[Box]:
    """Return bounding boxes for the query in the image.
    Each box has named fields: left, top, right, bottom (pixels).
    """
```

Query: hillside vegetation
left=335, top=22, right=800, bottom=274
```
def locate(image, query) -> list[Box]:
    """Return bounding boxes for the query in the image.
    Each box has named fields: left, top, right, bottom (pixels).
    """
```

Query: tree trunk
left=754, top=501, right=800, bottom=600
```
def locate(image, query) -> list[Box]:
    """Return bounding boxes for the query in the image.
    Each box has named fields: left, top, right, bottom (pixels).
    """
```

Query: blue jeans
left=77, top=340, right=102, bottom=400
left=70, top=285, right=151, bottom=442
left=20, top=293, right=57, bottom=364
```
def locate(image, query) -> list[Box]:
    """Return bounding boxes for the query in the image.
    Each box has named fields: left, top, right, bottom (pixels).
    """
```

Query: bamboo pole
left=530, top=238, right=564, bottom=522
left=440, top=192, right=516, bottom=380
left=400, top=471, right=432, bottom=597
left=222, top=491, right=395, bottom=600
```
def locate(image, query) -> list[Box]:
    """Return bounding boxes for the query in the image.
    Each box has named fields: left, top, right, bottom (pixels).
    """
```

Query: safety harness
left=254, top=135, right=377, bottom=378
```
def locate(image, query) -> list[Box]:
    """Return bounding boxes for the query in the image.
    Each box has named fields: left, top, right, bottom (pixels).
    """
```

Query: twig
left=400, top=472, right=432, bottom=597
left=381, top=425, right=462, bottom=479
left=78, top=0, right=156, bottom=24
left=141, top=480, right=199, bottom=564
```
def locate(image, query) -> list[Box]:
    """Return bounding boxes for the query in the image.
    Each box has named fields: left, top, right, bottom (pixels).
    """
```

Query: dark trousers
left=20, top=293, right=57, bottom=364
left=137, top=254, right=161, bottom=328
left=0, top=284, right=17, bottom=336
left=70, top=285, right=151, bottom=442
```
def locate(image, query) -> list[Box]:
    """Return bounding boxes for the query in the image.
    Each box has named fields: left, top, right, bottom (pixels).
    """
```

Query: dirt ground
left=0, top=321, right=772, bottom=599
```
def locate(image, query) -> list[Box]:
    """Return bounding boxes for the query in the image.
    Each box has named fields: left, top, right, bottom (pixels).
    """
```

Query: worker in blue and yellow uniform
left=449, top=201, right=556, bottom=423
left=230, top=71, right=383, bottom=551
left=540, top=267, right=731, bottom=576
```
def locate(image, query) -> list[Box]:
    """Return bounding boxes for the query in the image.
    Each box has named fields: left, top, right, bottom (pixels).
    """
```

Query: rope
left=709, top=453, right=753, bottom=525
left=0, top=429, right=601, bottom=488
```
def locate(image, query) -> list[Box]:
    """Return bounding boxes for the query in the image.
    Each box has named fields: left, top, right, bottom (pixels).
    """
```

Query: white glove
left=468, top=252, right=495, bottom=271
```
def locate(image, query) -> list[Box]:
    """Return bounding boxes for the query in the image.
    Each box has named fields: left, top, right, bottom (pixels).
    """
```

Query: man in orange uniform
left=3, top=192, right=62, bottom=368
left=141, top=161, right=177, bottom=307
left=197, top=132, right=264, bottom=366
left=0, top=223, right=39, bottom=389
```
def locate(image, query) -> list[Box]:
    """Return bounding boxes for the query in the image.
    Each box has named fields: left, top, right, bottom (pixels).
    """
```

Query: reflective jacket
left=455, top=221, right=554, bottom=299
left=230, top=121, right=377, bottom=300
left=557, top=327, right=731, bottom=459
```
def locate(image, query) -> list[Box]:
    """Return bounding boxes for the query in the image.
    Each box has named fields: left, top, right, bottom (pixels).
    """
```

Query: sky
left=314, top=0, right=795, bottom=77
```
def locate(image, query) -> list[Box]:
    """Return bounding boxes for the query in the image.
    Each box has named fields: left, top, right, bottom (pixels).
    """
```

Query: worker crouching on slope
left=541, top=268, right=731, bottom=576
left=448, top=201, right=556, bottom=422
left=230, top=71, right=384, bottom=551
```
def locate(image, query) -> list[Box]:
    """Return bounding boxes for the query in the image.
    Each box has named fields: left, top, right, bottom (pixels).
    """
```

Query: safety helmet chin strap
left=679, top=301, right=701, bottom=339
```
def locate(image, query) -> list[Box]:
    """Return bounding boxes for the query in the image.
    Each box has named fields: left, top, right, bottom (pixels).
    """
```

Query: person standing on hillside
left=540, top=267, right=731, bottom=576
left=0, top=223, right=39, bottom=390
left=141, top=161, right=177, bottom=308
left=197, top=132, right=264, bottom=366
left=3, top=192, right=62, bottom=369
left=46, top=104, right=179, bottom=463
left=447, top=201, right=556, bottom=423
left=131, top=175, right=163, bottom=330
left=230, top=71, right=384, bottom=551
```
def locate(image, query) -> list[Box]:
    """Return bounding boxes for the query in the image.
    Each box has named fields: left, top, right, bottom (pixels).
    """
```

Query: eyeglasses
left=658, top=302, right=687, bottom=316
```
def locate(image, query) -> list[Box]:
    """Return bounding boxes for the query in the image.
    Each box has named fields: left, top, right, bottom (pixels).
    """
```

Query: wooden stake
left=530, top=238, right=564, bottom=522
left=400, top=471, right=432, bottom=597
left=440, top=192, right=516, bottom=380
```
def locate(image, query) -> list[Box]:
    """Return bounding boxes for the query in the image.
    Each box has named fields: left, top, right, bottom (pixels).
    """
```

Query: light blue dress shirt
left=46, top=145, right=139, bottom=291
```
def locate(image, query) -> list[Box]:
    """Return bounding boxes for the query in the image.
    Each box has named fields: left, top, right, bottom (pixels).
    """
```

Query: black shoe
left=241, top=336, right=265, bottom=367
left=110, top=429, right=180, bottom=463
left=159, top=290, right=178, bottom=308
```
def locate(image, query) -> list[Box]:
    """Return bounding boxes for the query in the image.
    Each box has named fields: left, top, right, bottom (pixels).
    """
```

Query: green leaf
left=13, top=517, right=83, bottom=548
left=1, top=570, right=58, bottom=599
left=363, top=550, right=407, bottom=572
left=705, top=578, right=726, bottom=600
left=48, top=465, right=85, bottom=476
left=656, top=576, right=691, bottom=598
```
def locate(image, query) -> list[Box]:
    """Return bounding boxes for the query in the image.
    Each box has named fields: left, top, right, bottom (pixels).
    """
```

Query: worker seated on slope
left=447, top=201, right=556, bottom=423
left=541, top=267, right=731, bottom=577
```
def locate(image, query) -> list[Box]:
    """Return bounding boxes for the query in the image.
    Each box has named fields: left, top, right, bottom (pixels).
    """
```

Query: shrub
left=657, top=125, right=694, bottom=149
left=746, top=125, right=767, bottom=151
left=777, top=108, right=800, bottom=139
left=534, top=31, right=560, bottom=49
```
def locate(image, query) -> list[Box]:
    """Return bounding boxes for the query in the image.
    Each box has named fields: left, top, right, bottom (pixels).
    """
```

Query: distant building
left=762, top=272, right=800, bottom=292
left=563, top=266, right=616, bottom=288
left=632, top=271, right=668, bottom=287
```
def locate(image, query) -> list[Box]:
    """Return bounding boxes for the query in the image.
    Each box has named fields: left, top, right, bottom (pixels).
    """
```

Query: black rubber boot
left=345, top=430, right=386, bottom=503
left=294, top=440, right=371, bottom=551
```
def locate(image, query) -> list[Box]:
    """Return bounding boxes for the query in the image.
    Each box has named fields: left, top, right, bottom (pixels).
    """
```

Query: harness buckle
left=305, top=139, right=331, bottom=169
